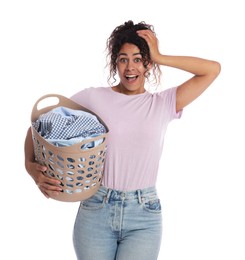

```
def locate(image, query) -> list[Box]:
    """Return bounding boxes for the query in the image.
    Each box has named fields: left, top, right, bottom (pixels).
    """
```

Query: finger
left=36, top=163, right=48, bottom=172
left=137, top=29, right=154, bottom=37
left=40, top=181, right=63, bottom=192
left=43, top=174, right=62, bottom=186
left=39, top=187, right=60, bottom=198
left=37, top=173, right=62, bottom=189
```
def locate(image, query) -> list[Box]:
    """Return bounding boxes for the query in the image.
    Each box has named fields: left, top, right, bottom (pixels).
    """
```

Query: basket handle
left=31, top=94, right=87, bottom=121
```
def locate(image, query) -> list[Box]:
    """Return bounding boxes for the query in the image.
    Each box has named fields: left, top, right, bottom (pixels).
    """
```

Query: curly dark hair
left=106, top=20, right=161, bottom=86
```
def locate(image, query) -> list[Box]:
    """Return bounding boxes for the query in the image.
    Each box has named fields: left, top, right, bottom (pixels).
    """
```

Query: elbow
left=212, top=61, right=221, bottom=78
left=206, top=61, right=221, bottom=83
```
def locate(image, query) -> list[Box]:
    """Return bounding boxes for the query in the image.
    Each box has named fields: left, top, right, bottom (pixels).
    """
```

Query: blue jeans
left=73, top=186, right=162, bottom=260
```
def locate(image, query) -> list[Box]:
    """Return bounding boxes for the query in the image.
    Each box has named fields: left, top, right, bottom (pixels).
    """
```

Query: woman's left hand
left=137, top=29, right=161, bottom=63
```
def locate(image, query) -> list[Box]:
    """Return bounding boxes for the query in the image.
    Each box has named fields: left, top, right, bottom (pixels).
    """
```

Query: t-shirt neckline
left=108, top=86, right=148, bottom=97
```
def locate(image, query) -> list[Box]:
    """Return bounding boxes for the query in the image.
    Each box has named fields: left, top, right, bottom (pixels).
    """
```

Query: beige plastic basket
left=31, top=94, right=109, bottom=202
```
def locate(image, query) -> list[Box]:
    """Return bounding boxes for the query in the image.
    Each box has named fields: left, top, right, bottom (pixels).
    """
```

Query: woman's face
left=116, top=43, right=151, bottom=95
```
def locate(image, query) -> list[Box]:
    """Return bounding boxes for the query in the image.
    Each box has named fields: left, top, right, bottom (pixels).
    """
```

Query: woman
left=24, top=20, right=221, bottom=259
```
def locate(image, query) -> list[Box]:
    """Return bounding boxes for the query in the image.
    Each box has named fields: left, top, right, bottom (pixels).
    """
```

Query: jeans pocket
left=80, top=193, right=105, bottom=210
left=143, top=197, right=162, bottom=214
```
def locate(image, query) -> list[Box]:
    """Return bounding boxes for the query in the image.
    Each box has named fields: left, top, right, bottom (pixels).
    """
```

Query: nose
left=126, top=60, right=135, bottom=71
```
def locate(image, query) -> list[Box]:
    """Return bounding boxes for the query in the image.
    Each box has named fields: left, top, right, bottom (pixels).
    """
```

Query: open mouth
left=125, top=75, right=138, bottom=82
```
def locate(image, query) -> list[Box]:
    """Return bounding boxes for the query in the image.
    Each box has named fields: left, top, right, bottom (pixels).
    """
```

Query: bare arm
left=154, top=55, right=220, bottom=112
left=24, top=127, right=62, bottom=198
left=137, top=30, right=221, bottom=112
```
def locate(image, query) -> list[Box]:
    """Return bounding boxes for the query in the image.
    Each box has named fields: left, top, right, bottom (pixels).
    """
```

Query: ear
left=147, top=62, right=153, bottom=70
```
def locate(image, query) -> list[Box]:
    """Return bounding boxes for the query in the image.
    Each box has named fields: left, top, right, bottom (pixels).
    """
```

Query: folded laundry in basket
left=32, top=106, right=107, bottom=149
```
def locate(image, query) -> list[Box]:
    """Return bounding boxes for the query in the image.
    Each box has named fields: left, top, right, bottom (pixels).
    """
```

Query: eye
left=134, top=58, right=142, bottom=63
left=119, top=58, right=127, bottom=63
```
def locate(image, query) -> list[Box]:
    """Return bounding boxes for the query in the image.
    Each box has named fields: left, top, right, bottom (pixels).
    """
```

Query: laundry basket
left=31, top=94, right=109, bottom=202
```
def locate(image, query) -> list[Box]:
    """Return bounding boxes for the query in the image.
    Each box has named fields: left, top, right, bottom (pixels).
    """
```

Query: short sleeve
left=157, top=86, right=183, bottom=121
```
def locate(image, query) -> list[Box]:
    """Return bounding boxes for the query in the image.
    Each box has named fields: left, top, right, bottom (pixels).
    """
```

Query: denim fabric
left=73, top=186, right=162, bottom=260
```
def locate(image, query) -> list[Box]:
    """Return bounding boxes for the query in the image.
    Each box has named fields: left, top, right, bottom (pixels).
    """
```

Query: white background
left=1, top=0, right=244, bottom=259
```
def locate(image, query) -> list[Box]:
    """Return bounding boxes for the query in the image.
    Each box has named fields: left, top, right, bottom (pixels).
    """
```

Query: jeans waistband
left=97, top=186, right=157, bottom=204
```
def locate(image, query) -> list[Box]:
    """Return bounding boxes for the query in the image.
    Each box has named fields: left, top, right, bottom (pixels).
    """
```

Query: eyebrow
left=118, top=52, right=142, bottom=57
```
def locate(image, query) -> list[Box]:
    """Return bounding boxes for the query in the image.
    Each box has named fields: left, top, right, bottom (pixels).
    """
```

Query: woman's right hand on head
left=26, top=161, right=63, bottom=199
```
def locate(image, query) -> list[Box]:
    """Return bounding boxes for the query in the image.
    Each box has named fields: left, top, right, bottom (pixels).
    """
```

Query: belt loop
left=105, top=189, right=112, bottom=204
left=137, top=189, right=142, bottom=204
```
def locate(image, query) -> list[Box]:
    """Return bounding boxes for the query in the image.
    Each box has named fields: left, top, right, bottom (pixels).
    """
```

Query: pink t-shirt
left=71, top=86, right=182, bottom=191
